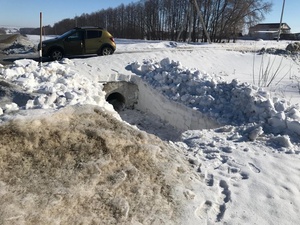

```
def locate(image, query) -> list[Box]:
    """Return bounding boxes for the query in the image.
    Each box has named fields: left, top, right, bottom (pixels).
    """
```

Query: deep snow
left=0, top=34, right=300, bottom=224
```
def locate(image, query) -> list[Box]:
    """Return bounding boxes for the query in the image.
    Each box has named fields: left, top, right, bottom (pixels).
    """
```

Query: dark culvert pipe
left=106, top=92, right=126, bottom=112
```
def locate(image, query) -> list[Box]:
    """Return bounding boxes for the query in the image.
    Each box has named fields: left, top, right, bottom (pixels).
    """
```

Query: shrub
left=286, top=42, right=300, bottom=53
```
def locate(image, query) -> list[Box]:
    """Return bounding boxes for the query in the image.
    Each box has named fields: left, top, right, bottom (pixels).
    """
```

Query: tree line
left=22, top=0, right=272, bottom=43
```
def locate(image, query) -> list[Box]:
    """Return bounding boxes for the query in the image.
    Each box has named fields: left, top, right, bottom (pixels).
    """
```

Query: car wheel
left=99, top=46, right=113, bottom=56
left=50, top=49, right=63, bottom=61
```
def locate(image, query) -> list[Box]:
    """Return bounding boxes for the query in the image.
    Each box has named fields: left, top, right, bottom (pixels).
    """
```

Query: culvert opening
left=103, top=79, right=219, bottom=141
left=106, top=92, right=126, bottom=112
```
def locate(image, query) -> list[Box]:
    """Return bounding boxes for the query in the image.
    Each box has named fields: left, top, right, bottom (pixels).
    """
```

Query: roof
left=74, top=27, right=105, bottom=30
left=252, top=23, right=291, bottom=30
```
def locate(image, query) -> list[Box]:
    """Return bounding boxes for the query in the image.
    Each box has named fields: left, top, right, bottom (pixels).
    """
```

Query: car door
left=63, top=30, right=84, bottom=55
left=84, top=30, right=103, bottom=54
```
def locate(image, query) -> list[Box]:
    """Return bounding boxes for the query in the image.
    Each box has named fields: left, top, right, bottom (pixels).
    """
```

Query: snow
left=0, top=35, right=300, bottom=224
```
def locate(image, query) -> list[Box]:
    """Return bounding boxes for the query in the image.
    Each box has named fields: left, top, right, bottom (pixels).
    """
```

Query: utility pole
left=39, top=12, right=43, bottom=66
left=277, top=0, right=286, bottom=42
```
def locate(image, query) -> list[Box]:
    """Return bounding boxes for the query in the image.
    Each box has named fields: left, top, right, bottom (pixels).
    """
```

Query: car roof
left=74, top=27, right=105, bottom=30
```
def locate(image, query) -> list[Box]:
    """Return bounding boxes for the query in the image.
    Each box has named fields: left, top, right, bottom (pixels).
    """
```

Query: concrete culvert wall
left=132, top=77, right=220, bottom=132
left=103, top=77, right=220, bottom=131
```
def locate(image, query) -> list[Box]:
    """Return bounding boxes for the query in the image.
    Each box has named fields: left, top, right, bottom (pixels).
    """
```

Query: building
left=248, top=23, right=291, bottom=40
left=280, top=33, right=300, bottom=40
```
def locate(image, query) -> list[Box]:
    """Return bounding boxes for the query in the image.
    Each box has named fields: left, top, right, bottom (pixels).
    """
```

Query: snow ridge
left=127, top=58, right=300, bottom=141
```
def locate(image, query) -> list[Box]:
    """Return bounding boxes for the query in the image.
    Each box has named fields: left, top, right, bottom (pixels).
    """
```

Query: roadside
left=0, top=34, right=37, bottom=66
left=0, top=34, right=19, bottom=46
left=0, top=34, right=17, bottom=65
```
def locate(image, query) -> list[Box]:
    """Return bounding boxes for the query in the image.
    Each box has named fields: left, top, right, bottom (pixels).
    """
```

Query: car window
left=66, top=31, right=83, bottom=41
left=86, top=30, right=102, bottom=39
left=59, top=30, right=75, bottom=39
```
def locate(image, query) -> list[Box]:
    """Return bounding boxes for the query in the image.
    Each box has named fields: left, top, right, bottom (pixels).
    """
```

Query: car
left=38, top=27, right=116, bottom=61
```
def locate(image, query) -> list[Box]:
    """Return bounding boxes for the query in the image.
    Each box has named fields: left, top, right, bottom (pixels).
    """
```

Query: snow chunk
left=248, top=126, right=264, bottom=141
left=0, top=59, right=119, bottom=119
left=270, top=135, right=293, bottom=149
left=4, top=103, right=19, bottom=113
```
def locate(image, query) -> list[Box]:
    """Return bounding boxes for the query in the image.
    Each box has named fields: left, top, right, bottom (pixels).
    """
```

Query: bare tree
left=42, top=0, right=272, bottom=43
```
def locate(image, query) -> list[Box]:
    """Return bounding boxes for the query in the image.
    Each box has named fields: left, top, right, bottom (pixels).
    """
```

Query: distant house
left=248, top=23, right=291, bottom=40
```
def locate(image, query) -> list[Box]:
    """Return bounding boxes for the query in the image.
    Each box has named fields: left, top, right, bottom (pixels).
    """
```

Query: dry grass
left=0, top=105, right=197, bottom=225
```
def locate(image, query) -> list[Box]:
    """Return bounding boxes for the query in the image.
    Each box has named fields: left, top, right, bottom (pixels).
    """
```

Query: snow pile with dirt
left=3, top=42, right=35, bottom=54
left=0, top=34, right=36, bottom=54
left=0, top=105, right=204, bottom=225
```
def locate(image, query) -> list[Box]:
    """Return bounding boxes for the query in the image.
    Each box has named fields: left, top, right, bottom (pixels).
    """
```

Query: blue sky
left=0, top=0, right=139, bottom=28
left=0, top=0, right=299, bottom=33
left=264, top=0, right=300, bottom=33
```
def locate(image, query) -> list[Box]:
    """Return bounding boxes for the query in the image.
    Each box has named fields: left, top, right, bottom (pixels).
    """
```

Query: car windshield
left=58, top=29, right=75, bottom=39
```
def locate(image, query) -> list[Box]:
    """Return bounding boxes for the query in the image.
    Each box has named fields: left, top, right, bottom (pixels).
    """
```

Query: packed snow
left=0, top=34, right=300, bottom=224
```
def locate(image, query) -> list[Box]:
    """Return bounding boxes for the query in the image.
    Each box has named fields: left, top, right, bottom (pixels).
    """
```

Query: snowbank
left=0, top=56, right=299, bottom=146
left=0, top=59, right=119, bottom=120
left=127, top=58, right=300, bottom=143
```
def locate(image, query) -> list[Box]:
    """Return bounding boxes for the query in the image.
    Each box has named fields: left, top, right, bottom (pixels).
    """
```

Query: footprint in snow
left=216, top=180, right=231, bottom=222
left=248, top=162, right=261, bottom=173
left=205, top=173, right=214, bottom=187
left=219, top=180, right=231, bottom=203
left=195, top=200, right=213, bottom=220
